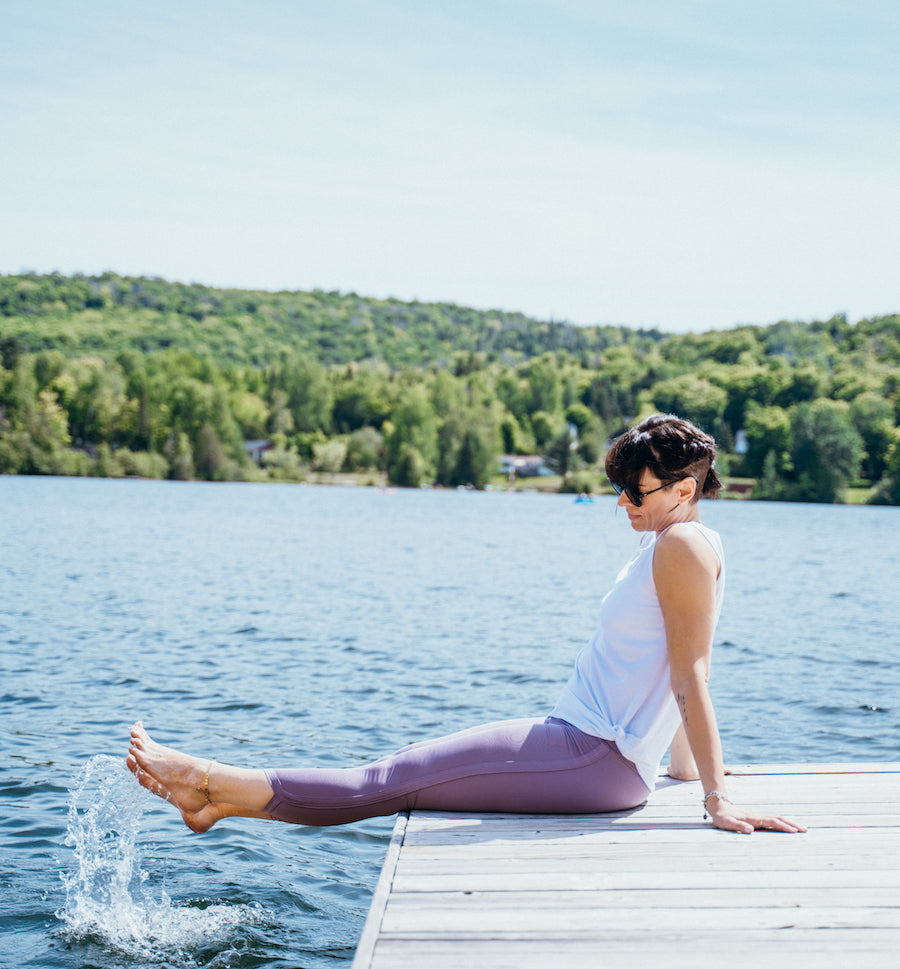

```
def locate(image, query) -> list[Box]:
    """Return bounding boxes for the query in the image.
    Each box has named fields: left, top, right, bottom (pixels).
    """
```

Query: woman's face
left=616, top=470, right=697, bottom=532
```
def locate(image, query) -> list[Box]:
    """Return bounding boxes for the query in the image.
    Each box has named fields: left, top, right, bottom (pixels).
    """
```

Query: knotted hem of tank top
left=550, top=708, right=645, bottom=773
left=263, top=740, right=624, bottom=811
left=603, top=724, right=652, bottom=783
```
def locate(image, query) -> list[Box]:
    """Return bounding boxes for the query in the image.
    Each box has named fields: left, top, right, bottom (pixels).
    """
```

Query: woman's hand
left=706, top=796, right=807, bottom=834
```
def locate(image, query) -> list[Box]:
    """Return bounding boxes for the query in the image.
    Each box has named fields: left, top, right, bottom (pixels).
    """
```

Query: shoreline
left=1, top=470, right=876, bottom=503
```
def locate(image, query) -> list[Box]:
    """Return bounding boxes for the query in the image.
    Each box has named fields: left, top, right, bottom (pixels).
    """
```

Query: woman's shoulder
left=654, top=521, right=722, bottom=573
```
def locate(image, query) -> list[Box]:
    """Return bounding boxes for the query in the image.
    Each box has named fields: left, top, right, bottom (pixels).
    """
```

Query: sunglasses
left=609, top=477, right=685, bottom=507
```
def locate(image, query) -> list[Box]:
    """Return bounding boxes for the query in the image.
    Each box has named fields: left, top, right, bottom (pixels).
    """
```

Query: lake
left=1, top=476, right=898, bottom=968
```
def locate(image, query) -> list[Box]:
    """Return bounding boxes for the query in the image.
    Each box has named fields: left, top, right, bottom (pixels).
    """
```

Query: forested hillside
left=2, top=272, right=899, bottom=503
left=0, top=272, right=634, bottom=368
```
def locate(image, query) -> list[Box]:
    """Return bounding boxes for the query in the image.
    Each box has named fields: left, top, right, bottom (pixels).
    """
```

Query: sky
left=1, top=0, right=898, bottom=333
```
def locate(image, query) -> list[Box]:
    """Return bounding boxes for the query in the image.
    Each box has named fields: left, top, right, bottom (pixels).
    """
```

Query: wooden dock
left=352, top=763, right=900, bottom=968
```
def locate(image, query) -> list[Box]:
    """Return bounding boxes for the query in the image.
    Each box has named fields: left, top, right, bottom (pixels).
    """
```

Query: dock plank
left=351, top=763, right=900, bottom=969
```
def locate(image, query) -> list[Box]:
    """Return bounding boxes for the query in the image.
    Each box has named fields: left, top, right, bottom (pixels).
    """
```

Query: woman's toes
left=129, top=760, right=174, bottom=802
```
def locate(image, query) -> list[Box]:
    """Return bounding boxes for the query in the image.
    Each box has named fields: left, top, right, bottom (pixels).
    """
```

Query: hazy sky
left=2, top=0, right=897, bottom=332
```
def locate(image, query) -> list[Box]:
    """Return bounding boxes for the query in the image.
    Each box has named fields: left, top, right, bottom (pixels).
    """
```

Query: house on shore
left=244, top=440, right=275, bottom=465
left=499, top=454, right=554, bottom=479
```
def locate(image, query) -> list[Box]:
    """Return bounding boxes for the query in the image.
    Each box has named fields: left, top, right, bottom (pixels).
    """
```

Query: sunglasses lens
left=610, top=482, right=641, bottom=506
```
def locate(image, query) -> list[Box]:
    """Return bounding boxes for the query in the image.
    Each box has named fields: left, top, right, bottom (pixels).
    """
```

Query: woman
left=128, top=414, right=805, bottom=835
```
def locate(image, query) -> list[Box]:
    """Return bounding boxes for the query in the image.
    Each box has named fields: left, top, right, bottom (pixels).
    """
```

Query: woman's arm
left=654, top=527, right=806, bottom=834
left=666, top=724, right=699, bottom=781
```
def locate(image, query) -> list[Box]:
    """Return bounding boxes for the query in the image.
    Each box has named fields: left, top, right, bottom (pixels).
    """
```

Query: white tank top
left=551, top=521, right=725, bottom=790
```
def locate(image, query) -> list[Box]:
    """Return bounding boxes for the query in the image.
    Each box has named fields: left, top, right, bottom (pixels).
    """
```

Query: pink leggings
left=263, top=716, right=651, bottom=826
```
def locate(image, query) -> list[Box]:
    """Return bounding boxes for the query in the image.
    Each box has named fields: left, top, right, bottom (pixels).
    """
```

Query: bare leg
left=126, top=722, right=275, bottom=833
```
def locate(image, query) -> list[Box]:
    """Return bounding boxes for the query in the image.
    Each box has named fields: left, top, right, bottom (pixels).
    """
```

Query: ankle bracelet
left=204, top=759, right=215, bottom=803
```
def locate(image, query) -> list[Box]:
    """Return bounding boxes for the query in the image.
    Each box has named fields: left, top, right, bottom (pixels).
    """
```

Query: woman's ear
left=677, top=476, right=698, bottom=503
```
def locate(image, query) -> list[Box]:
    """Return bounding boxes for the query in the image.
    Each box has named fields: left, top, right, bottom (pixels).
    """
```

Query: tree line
left=1, top=272, right=899, bottom=503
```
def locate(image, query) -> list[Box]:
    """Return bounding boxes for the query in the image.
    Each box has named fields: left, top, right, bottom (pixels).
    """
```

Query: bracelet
left=702, top=789, right=731, bottom=819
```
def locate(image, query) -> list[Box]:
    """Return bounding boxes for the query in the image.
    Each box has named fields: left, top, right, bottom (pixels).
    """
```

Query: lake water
left=1, top=477, right=898, bottom=968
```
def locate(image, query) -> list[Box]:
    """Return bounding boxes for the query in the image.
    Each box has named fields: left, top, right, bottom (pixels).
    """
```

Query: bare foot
left=127, top=762, right=225, bottom=833
left=127, top=721, right=214, bottom=817
left=127, top=722, right=275, bottom=833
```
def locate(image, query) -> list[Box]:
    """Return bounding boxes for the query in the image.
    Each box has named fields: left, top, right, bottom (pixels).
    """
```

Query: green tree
left=454, top=426, right=497, bottom=488
left=32, top=389, right=71, bottom=451
left=431, top=369, right=467, bottom=418
left=130, top=378, right=156, bottom=452
left=703, top=360, right=789, bottom=432
left=267, top=389, right=294, bottom=436
left=194, top=423, right=230, bottom=481
left=436, top=407, right=501, bottom=488
left=530, top=410, right=563, bottom=450
left=869, top=430, right=900, bottom=504
left=753, top=450, right=790, bottom=501
left=390, top=443, right=428, bottom=488
left=0, top=335, right=22, bottom=370
left=544, top=428, right=578, bottom=477
left=230, top=390, right=270, bottom=439
left=498, top=411, right=535, bottom=455
left=51, top=357, right=130, bottom=446
left=582, top=374, right=635, bottom=425
left=312, top=437, right=347, bottom=473
left=565, top=403, right=606, bottom=465
left=92, top=443, right=125, bottom=478
left=436, top=410, right=468, bottom=486
left=331, top=364, right=391, bottom=432
left=789, top=399, right=863, bottom=502
left=385, top=386, right=438, bottom=486
left=773, top=365, right=825, bottom=408
left=849, top=391, right=894, bottom=482
left=164, top=430, right=195, bottom=480
left=274, top=356, right=333, bottom=433
left=742, top=404, right=792, bottom=478
left=495, top=371, right=529, bottom=425
left=344, top=426, right=383, bottom=471
left=526, top=355, right=562, bottom=415
left=0, top=380, right=78, bottom=475
left=650, top=374, right=727, bottom=431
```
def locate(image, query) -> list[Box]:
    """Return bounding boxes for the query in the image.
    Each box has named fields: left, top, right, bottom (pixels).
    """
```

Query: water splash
left=58, top=754, right=266, bottom=966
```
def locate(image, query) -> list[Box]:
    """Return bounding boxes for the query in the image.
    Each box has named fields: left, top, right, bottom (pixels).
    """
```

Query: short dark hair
left=605, top=413, right=722, bottom=502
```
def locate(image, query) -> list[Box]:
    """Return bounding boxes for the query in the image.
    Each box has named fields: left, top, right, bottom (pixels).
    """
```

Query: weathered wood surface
left=352, top=763, right=900, bottom=969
